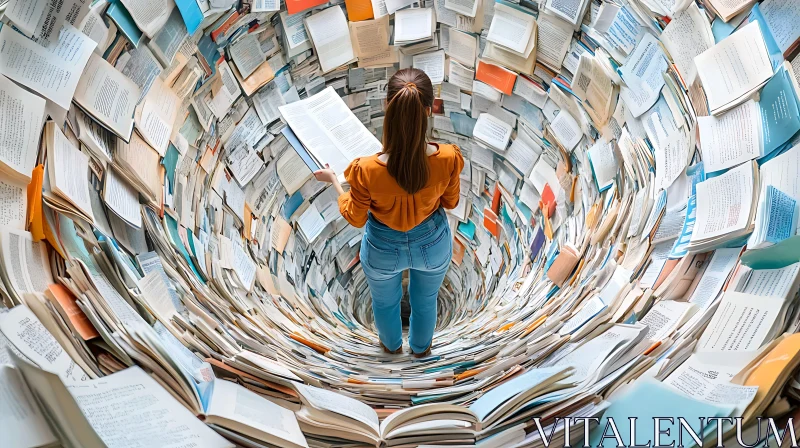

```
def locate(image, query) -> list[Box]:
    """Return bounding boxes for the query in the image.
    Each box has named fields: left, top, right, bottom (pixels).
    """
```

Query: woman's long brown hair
left=383, top=68, right=434, bottom=195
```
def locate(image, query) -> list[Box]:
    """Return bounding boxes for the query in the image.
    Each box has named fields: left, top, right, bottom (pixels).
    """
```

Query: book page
left=738, top=262, right=800, bottom=299
left=116, top=45, right=163, bottom=104
left=80, top=9, right=113, bottom=55
left=694, top=21, right=773, bottom=113
left=486, top=3, right=534, bottom=54
left=115, top=132, right=163, bottom=200
left=0, top=24, right=95, bottom=110
left=297, top=204, right=327, bottom=243
left=691, top=161, right=754, bottom=241
left=697, top=291, right=782, bottom=353
left=209, top=61, right=242, bottom=118
left=0, top=178, right=27, bottom=230
left=618, top=33, right=667, bottom=118
left=546, top=0, right=587, bottom=24
left=277, top=149, right=313, bottom=195
left=349, top=16, right=393, bottom=59
left=587, top=139, right=616, bottom=190
left=0, top=305, right=88, bottom=382
left=74, top=53, right=141, bottom=139
left=206, top=379, right=307, bottom=447
left=120, top=0, right=174, bottom=38
left=660, top=3, right=714, bottom=84
left=49, top=123, right=96, bottom=223
left=698, top=100, right=762, bottom=173
left=279, top=87, right=381, bottom=177
left=474, top=113, right=513, bottom=151
left=536, top=14, right=572, bottom=70
left=761, top=0, right=800, bottom=53
left=504, top=134, right=541, bottom=176
left=149, top=8, right=190, bottom=67
left=0, top=74, right=46, bottom=180
left=136, top=78, right=180, bottom=156
left=231, top=34, right=267, bottom=79
left=445, top=28, right=477, bottom=68
left=305, top=6, right=356, bottom=73
left=296, top=383, right=380, bottom=434
left=104, top=169, right=142, bottom=228
left=413, top=50, right=446, bottom=84
left=66, top=366, right=233, bottom=447
left=444, top=0, right=479, bottom=18
left=550, top=110, right=582, bottom=151
left=5, top=0, right=90, bottom=46
left=394, top=8, right=433, bottom=42
left=0, top=365, right=58, bottom=448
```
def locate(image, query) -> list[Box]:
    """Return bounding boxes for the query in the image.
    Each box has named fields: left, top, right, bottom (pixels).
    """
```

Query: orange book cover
left=210, top=11, right=240, bottom=42
left=345, top=0, right=374, bottom=21
left=539, top=183, right=556, bottom=218
left=483, top=208, right=500, bottom=238
left=491, top=185, right=501, bottom=214
left=286, top=0, right=328, bottom=15
left=476, top=60, right=517, bottom=95
left=452, top=239, right=466, bottom=265
left=47, top=284, right=100, bottom=340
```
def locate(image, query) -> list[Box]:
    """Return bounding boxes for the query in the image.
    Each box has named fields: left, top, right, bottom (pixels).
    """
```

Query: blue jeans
left=360, top=208, right=452, bottom=353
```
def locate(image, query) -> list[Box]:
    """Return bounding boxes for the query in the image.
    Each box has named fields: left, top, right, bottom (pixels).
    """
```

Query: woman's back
left=338, top=143, right=463, bottom=232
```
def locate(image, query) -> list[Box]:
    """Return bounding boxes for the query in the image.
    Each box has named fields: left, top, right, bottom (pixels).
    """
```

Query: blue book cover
left=760, top=66, right=800, bottom=155
left=175, top=0, right=204, bottom=35
left=281, top=126, right=323, bottom=172
left=106, top=2, right=143, bottom=48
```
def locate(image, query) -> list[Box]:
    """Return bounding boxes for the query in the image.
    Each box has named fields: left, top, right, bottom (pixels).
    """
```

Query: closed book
left=475, top=60, right=517, bottom=95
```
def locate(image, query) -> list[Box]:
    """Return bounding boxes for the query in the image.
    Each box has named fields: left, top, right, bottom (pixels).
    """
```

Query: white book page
left=691, top=161, right=754, bottom=241
left=226, top=145, right=265, bottom=187
left=413, top=50, right=446, bottom=84
left=136, top=78, right=180, bottom=156
left=486, top=3, right=534, bottom=54
left=209, top=61, right=243, bottom=118
left=550, top=111, right=582, bottom=151
left=80, top=9, right=113, bottom=55
left=0, top=24, right=96, bottom=110
left=298, top=204, right=327, bottom=243
left=536, top=14, right=572, bottom=70
left=0, top=74, right=46, bottom=180
left=0, top=305, right=88, bottom=382
left=0, top=178, right=27, bottom=230
left=446, top=29, right=477, bottom=68
left=280, top=11, right=311, bottom=50
left=230, top=33, right=267, bottom=80
left=660, top=3, right=715, bottom=84
left=504, top=135, right=541, bottom=176
left=67, top=366, right=233, bottom=447
left=546, top=0, right=587, bottom=25
left=698, top=100, right=762, bottom=173
left=103, top=169, right=142, bottom=228
left=74, top=53, right=141, bottom=139
left=687, top=247, right=741, bottom=309
left=120, top=0, right=174, bottom=38
left=296, top=383, right=380, bottom=434
left=50, top=124, right=95, bottom=223
left=0, top=229, right=54, bottom=297
left=739, top=262, right=800, bottom=300
left=5, top=0, right=90, bottom=46
left=207, top=380, right=308, bottom=448
left=279, top=87, right=381, bottom=177
left=0, top=365, right=58, bottom=448
left=640, top=300, right=694, bottom=341
left=587, top=139, right=617, bottom=190
left=394, top=8, right=433, bottom=42
left=697, top=291, right=782, bottom=353
left=445, top=0, right=479, bottom=18
left=618, top=33, right=668, bottom=118
left=474, top=113, right=513, bottom=151
left=276, top=149, right=312, bottom=195
left=305, top=7, right=356, bottom=74
left=694, top=21, right=772, bottom=113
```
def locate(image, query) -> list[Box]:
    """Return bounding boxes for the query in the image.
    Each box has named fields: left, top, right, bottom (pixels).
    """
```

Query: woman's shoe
left=412, top=343, right=432, bottom=358
left=381, top=342, right=403, bottom=354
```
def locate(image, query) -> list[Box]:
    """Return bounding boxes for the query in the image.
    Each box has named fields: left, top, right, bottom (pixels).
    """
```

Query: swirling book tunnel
left=0, top=0, right=799, bottom=446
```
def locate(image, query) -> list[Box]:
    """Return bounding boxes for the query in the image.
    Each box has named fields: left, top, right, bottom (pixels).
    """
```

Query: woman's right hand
left=313, top=165, right=337, bottom=184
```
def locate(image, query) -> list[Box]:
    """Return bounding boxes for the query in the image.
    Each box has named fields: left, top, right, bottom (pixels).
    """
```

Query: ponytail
left=383, top=68, right=434, bottom=195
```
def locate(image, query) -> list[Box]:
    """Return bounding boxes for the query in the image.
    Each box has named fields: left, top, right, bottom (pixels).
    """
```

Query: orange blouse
left=337, top=143, right=465, bottom=232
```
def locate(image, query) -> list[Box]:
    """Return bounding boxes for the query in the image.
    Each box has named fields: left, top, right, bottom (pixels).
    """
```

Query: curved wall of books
left=1, top=0, right=800, bottom=447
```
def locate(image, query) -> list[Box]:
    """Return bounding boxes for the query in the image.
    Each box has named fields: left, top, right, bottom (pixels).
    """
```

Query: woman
left=313, top=68, right=464, bottom=357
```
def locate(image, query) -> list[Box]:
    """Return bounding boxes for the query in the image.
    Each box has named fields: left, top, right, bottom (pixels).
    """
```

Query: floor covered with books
left=2, top=0, right=800, bottom=447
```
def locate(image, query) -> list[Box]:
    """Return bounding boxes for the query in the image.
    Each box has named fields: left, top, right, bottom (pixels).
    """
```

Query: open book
left=294, top=366, right=571, bottom=446
left=278, top=86, right=381, bottom=181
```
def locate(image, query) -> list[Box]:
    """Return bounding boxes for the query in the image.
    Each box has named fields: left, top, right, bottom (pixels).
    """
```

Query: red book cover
left=286, top=0, right=328, bottom=15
